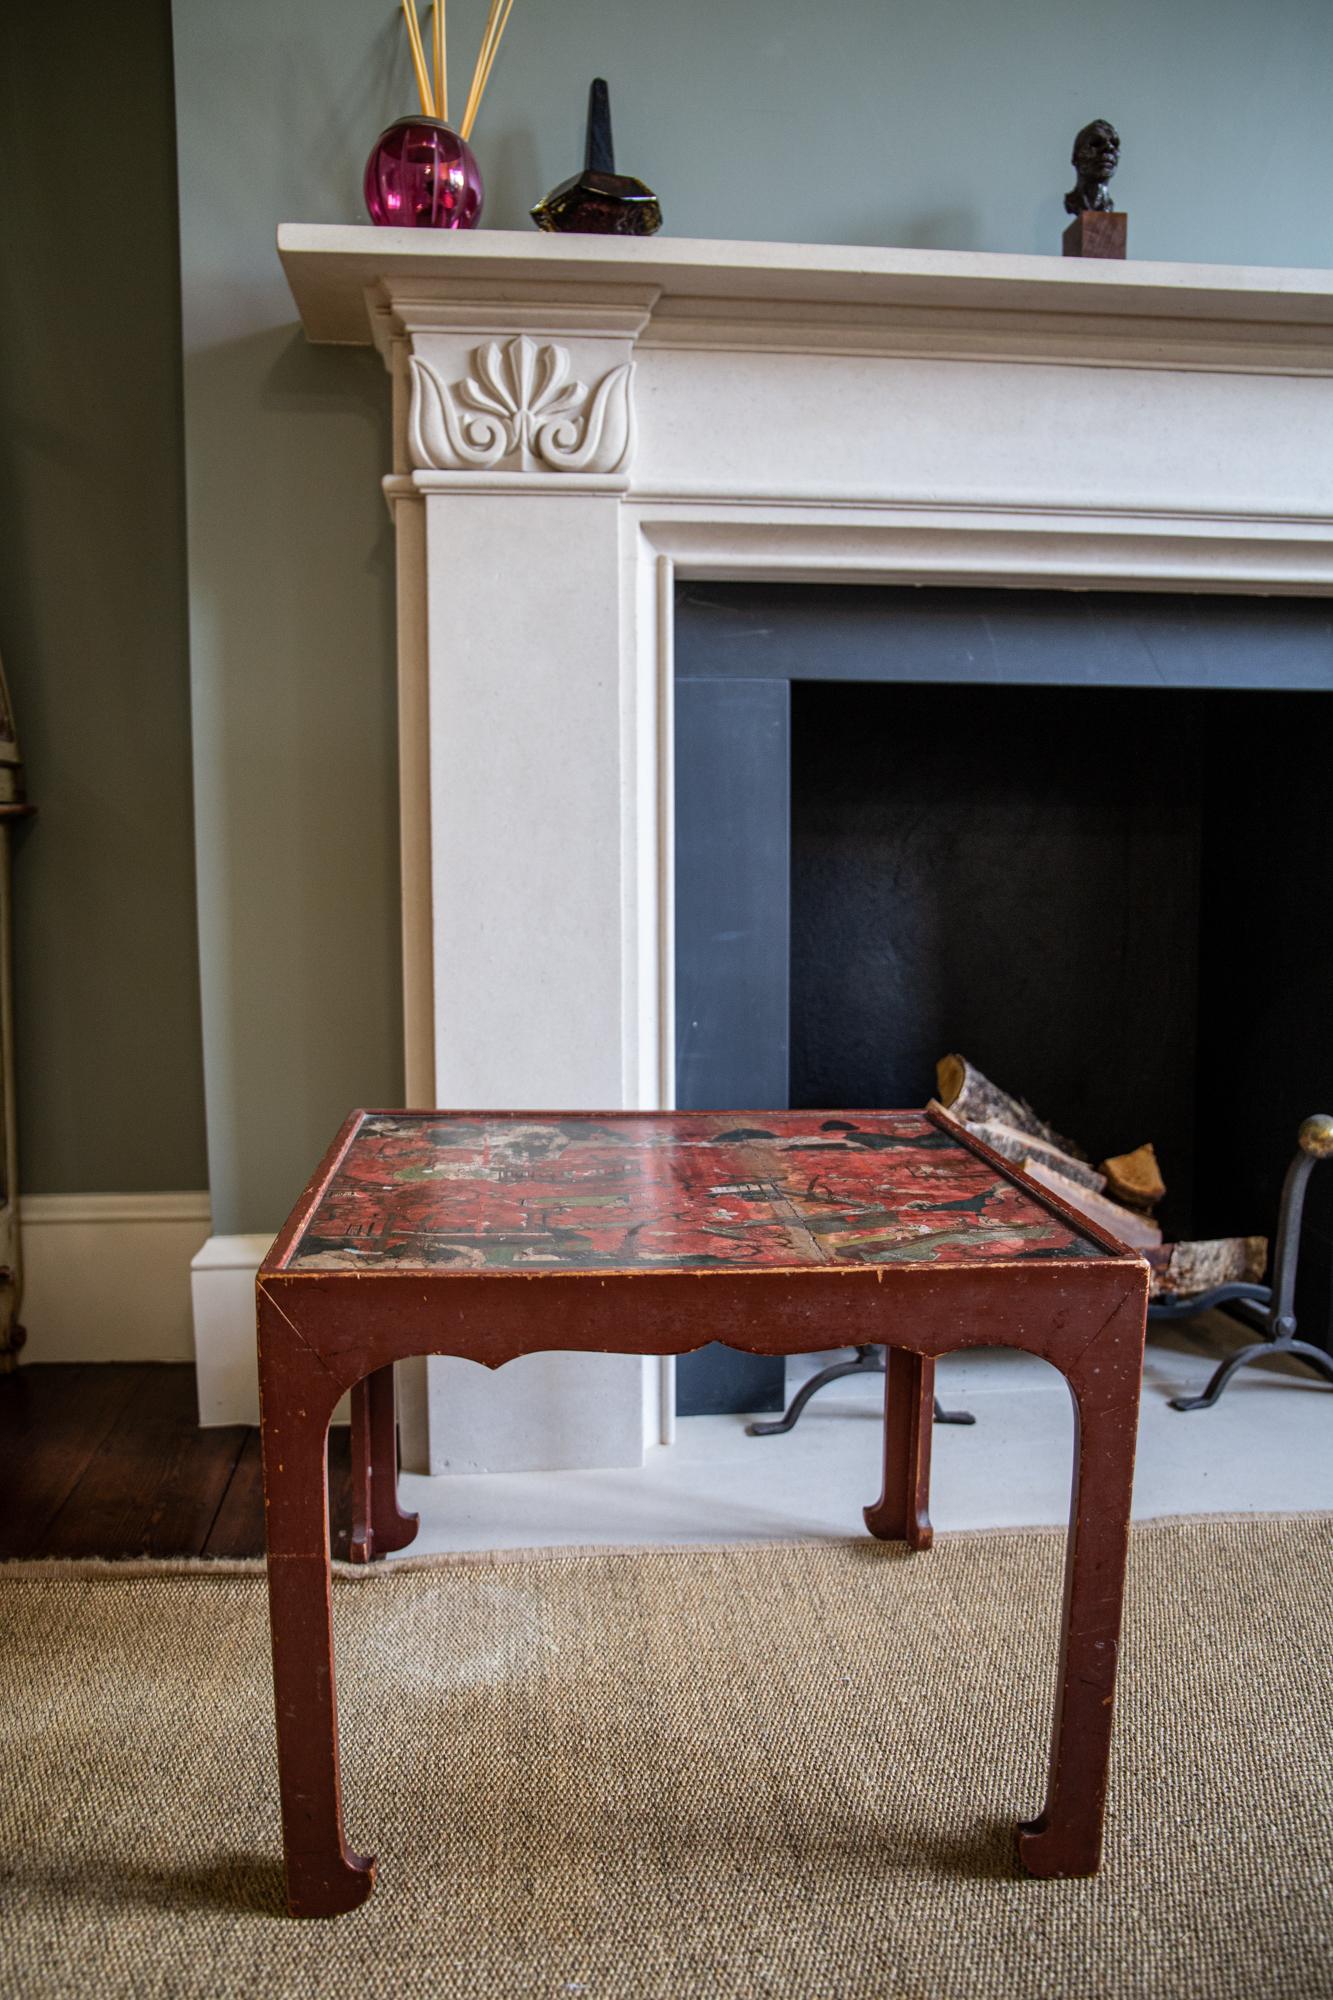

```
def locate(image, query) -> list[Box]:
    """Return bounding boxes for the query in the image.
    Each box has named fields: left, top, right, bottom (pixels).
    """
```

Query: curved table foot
left=1016, top=1809, right=1101, bottom=1880
left=864, top=1349, right=935, bottom=1549
left=284, top=1848, right=377, bottom=1920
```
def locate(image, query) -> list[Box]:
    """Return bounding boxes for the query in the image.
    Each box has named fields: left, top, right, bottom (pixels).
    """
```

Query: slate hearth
left=674, top=583, right=1333, bottom=1416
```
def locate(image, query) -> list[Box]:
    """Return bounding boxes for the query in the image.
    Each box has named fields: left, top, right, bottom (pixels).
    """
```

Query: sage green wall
left=171, top=0, right=1333, bottom=1233
left=0, top=0, right=207, bottom=1195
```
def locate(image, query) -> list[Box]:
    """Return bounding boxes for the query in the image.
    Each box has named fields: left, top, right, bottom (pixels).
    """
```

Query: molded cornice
left=278, top=226, right=1333, bottom=376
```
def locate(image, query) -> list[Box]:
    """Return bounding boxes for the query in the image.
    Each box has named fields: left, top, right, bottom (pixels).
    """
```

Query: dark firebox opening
left=789, top=679, right=1333, bottom=1344
left=674, top=582, right=1333, bottom=1412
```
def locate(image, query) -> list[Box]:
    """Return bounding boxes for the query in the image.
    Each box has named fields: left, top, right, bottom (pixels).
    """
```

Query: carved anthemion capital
left=408, top=334, right=634, bottom=476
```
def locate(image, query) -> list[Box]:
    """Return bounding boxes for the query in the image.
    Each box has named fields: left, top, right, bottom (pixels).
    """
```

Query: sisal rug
left=1, top=1516, right=1330, bottom=1999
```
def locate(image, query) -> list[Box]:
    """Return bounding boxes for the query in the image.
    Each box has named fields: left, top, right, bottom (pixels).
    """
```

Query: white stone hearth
left=262, top=229, right=1333, bottom=1473
left=398, top=1326, right=1333, bottom=1555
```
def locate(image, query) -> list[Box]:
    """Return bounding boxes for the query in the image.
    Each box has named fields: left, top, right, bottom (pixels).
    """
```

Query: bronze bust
left=1064, top=119, right=1120, bottom=215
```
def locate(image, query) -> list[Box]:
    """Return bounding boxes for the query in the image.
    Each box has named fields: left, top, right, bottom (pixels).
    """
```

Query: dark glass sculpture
left=531, top=79, right=662, bottom=236
left=364, top=117, right=483, bottom=229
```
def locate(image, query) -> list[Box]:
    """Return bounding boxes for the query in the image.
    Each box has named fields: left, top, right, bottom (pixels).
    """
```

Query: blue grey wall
left=0, top=0, right=207, bottom=1195
left=169, top=0, right=1333, bottom=1232
left=181, top=0, right=1333, bottom=265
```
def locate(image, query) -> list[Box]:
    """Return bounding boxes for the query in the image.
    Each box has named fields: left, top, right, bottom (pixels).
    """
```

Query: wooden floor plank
left=4, top=1365, right=358, bottom=1561
left=0, top=1365, right=143, bottom=1559
left=40, top=1367, right=248, bottom=1559
left=202, top=1426, right=354, bottom=1560
left=200, top=1429, right=265, bottom=1558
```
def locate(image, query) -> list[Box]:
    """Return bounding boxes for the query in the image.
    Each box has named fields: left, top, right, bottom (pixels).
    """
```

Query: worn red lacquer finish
left=289, top=1110, right=1100, bottom=1274
left=259, top=1107, right=1147, bottom=1917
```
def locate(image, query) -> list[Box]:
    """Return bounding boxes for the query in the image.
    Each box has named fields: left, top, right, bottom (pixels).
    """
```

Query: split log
left=1101, top=1142, right=1166, bottom=1212
left=1020, top=1157, right=1164, bottom=1250
left=964, top=1119, right=1108, bottom=1195
left=935, top=1055, right=1089, bottom=1162
left=1145, top=1237, right=1268, bottom=1299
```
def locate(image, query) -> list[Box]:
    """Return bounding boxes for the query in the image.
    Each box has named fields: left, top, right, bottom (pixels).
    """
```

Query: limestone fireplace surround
left=197, top=230, right=1333, bottom=1472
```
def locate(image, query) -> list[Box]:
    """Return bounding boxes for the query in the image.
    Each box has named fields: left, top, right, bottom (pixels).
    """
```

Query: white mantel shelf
left=260, top=219, right=1333, bottom=1476
left=279, top=224, right=1333, bottom=373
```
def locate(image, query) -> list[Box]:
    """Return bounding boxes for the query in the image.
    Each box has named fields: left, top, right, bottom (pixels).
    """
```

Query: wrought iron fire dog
left=747, top=1351, right=974, bottom=1437
left=1156, top=1114, right=1333, bottom=1413
left=747, top=1115, right=1333, bottom=1432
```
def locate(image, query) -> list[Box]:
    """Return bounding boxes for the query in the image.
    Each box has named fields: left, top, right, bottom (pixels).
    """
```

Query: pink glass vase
left=363, top=117, right=483, bottom=229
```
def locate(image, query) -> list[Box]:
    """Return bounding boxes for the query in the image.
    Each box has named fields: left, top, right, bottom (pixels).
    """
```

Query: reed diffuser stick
left=460, top=0, right=514, bottom=140
left=396, top=0, right=515, bottom=138
left=400, top=0, right=433, bottom=116
left=474, top=0, right=513, bottom=106
left=460, top=0, right=501, bottom=137
left=432, top=0, right=447, bottom=121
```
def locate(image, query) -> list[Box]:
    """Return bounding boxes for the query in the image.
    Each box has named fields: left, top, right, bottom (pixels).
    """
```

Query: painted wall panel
left=0, top=0, right=207, bottom=1193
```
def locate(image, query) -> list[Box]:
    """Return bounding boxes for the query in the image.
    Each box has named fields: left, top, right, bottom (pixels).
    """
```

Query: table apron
left=258, top=1260, right=1144, bottom=1400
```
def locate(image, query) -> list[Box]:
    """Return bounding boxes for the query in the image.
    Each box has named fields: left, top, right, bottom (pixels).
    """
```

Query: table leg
left=260, top=1295, right=375, bottom=1918
left=350, top=1365, right=419, bottom=1565
left=863, top=1348, right=935, bottom=1549
left=1017, top=1283, right=1145, bottom=1879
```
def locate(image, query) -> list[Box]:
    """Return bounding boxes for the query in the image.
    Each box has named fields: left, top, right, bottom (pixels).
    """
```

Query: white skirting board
left=19, top=1193, right=212, bottom=1364
left=17, top=1204, right=670, bottom=1469
left=190, top=1232, right=667, bottom=1471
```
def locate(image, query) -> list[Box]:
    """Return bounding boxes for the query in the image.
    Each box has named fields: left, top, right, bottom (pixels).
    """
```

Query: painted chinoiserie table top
left=276, top=1108, right=1109, bottom=1277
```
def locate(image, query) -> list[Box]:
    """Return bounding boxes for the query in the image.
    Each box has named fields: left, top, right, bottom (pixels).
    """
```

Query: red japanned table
left=259, top=1106, right=1147, bottom=1918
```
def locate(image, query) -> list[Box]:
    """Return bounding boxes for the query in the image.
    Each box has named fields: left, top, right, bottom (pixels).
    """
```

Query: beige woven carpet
left=1, top=1517, right=1331, bottom=1999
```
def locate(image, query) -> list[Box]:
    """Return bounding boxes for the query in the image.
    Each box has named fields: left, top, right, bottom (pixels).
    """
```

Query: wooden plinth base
left=1063, top=212, right=1127, bottom=260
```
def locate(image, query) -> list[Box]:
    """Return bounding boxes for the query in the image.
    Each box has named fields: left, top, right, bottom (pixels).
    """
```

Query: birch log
left=1146, top=1237, right=1268, bottom=1298
left=1020, top=1157, right=1164, bottom=1249
left=935, top=1055, right=1090, bottom=1162
left=1101, top=1142, right=1166, bottom=1212
left=963, top=1119, right=1107, bottom=1194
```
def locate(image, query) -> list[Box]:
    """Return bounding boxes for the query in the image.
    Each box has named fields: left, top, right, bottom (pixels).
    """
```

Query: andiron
left=1157, top=1113, right=1333, bottom=1412
left=746, top=1345, right=974, bottom=1437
